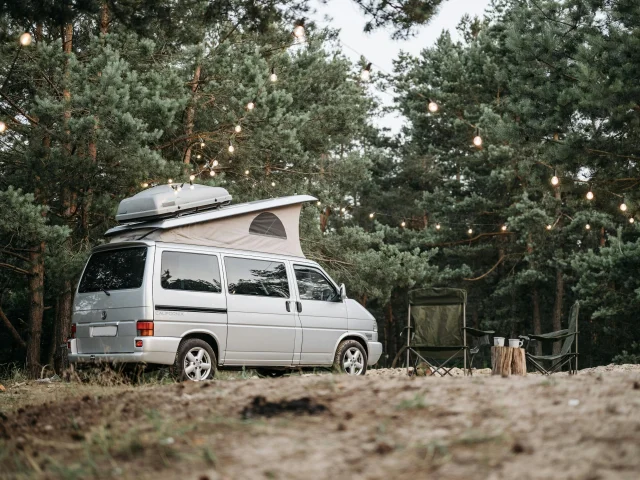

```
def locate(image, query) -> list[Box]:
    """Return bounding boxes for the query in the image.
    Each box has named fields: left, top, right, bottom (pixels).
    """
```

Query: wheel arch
left=334, top=333, right=369, bottom=360
left=180, top=330, right=220, bottom=364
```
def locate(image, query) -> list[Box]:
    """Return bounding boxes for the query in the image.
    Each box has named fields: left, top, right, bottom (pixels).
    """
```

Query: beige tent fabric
left=109, top=205, right=305, bottom=257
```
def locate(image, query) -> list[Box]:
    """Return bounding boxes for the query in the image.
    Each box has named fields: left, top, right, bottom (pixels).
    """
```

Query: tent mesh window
left=249, top=212, right=287, bottom=239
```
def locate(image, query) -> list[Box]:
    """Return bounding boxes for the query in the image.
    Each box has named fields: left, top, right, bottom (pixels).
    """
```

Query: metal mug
left=509, top=339, right=524, bottom=348
left=494, top=337, right=505, bottom=347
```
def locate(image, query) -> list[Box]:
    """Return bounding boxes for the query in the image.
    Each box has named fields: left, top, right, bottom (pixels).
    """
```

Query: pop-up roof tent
left=105, top=184, right=316, bottom=258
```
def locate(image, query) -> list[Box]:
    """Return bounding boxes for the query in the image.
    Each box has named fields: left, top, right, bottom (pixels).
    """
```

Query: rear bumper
left=68, top=336, right=178, bottom=366
left=367, top=341, right=383, bottom=366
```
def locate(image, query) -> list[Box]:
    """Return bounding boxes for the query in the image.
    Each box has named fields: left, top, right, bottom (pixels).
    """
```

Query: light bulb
left=546, top=224, right=552, bottom=230
left=234, top=125, right=242, bottom=133
left=630, top=218, right=635, bottom=224
left=141, top=182, right=148, bottom=188
left=196, top=154, right=201, bottom=159
left=435, top=223, right=441, bottom=230
left=620, top=203, right=628, bottom=212
left=369, top=213, right=374, bottom=219
left=247, top=101, right=255, bottom=110
left=269, top=68, right=277, bottom=82
left=586, top=191, right=594, bottom=200
left=200, top=142, right=205, bottom=148
left=341, top=207, right=346, bottom=213
left=401, top=221, right=406, bottom=228
left=189, top=174, right=195, bottom=181
left=551, top=175, right=559, bottom=186
left=473, top=135, right=482, bottom=147
left=585, top=224, right=591, bottom=230
left=428, top=101, right=438, bottom=113
left=293, top=24, right=305, bottom=38
left=228, top=144, right=235, bottom=153
left=212, top=160, right=219, bottom=167
left=19, top=33, right=32, bottom=46
left=316, top=201, right=321, bottom=206
left=168, top=178, right=173, bottom=184
left=244, top=169, right=249, bottom=175
left=210, top=170, right=215, bottom=177
left=501, top=225, right=507, bottom=231
left=271, top=181, right=276, bottom=187
left=0, top=121, right=6, bottom=133
left=360, top=63, right=372, bottom=82
left=468, top=228, right=473, bottom=235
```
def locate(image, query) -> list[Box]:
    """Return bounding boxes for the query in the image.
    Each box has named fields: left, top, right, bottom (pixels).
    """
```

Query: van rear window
left=78, top=247, right=147, bottom=293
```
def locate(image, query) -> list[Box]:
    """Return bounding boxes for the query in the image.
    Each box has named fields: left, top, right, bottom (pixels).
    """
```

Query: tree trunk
left=532, top=287, right=542, bottom=356
left=320, top=206, right=331, bottom=233
left=552, top=268, right=564, bottom=354
left=53, top=280, right=73, bottom=373
left=26, top=242, right=45, bottom=378
left=183, top=64, right=202, bottom=164
left=100, top=2, right=109, bottom=35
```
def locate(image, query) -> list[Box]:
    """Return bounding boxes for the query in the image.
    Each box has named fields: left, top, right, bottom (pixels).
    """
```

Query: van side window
left=294, top=265, right=340, bottom=302
left=224, top=257, right=290, bottom=298
left=161, top=252, right=221, bottom=293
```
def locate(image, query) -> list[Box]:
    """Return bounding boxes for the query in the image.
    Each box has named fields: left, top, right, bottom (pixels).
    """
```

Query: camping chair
left=391, top=288, right=494, bottom=376
left=519, top=301, right=579, bottom=375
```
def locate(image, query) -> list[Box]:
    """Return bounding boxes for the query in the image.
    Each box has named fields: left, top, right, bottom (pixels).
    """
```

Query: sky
left=310, top=0, right=492, bottom=132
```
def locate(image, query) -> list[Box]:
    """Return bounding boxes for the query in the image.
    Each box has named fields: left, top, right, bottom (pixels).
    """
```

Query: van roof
left=105, top=194, right=316, bottom=237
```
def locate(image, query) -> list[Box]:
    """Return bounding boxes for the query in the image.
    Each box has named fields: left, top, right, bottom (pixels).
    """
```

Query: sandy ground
left=1, top=365, right=639, bottom=480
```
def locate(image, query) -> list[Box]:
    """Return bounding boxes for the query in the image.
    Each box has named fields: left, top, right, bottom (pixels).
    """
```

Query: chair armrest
left=462, top=327, right=495, bottom=337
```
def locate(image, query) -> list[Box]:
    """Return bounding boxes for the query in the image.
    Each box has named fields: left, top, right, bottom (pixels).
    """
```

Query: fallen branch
left=0, top=305, right=26, bottom=349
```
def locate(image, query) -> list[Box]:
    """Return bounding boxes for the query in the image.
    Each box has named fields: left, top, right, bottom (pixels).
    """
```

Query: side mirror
left=339, top=283, right=347, bottom=300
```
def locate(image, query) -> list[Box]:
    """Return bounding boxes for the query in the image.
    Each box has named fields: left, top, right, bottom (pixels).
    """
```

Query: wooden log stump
left=491, top=346, right=527, bottom=377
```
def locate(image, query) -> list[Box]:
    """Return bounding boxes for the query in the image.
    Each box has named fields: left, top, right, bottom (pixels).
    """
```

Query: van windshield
left=78, top=247, right=147, bottom=293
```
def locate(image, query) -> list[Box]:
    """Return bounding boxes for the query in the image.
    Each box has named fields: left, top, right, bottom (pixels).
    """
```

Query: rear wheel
left=174, top=339, right=216, bottom=382
left=333, top=340, right=367, bottom=376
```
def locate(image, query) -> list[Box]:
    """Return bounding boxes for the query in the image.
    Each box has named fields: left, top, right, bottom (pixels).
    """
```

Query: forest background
left=0, top=0, right=639, bottom=377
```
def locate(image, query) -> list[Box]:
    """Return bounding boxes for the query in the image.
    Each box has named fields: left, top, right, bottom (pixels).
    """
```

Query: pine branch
left=0, top=305, right=26, bottom=349
left=0, top=262, right=29, bottom=275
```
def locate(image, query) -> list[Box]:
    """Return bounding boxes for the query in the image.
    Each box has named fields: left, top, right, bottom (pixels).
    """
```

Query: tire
left=174, top=338, right=217, bottom=382
left=333, top=340, right=368, bottom=376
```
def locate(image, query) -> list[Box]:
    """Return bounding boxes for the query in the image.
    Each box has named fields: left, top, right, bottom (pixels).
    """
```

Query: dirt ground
left=1, top=365, right=639, bottom=480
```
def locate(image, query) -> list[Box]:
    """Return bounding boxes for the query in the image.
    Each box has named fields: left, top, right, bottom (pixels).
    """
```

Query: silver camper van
left=68, top=185, right=382, bottom=380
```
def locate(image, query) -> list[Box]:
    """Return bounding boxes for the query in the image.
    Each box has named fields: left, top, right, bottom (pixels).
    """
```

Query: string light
left=473, top=129, right=482, bottom=147
left=551, top=170, right=559, bottom=186
left=234, top=124, right=242, bottom=133
left=620, top=202, right=628, bottom=212
left=428, top=100, right=438, bottom=113
left=360, top=63, right=372, bottom=82
left=196, top=154, right=201, bottom=159
left=19, top=32, right=32, bottom=46
left=468, top=228, right=473, bottom=235
left=369, top=212, right=374, bottom=219
left=293, top=20, right=305, bottom=39
left=271, top=181, right=276, bottom=187
left=435, top=223, right=441, bottom=230
left=269, top=67, right=277, bottom=82
left=546, top=224, right=552, bottom=230
left=200, top=141, right=205, bottom=148
left=247, top=100, right=255, bottom=110
left=212, top=160, right=218, bottom=167
left=189, top=174, right=195, bottom=181
left=401, top=221, right=406, bottom=227
left=586, top=190, right=594, bottom=200
left=585, top=224, right=591, bottom=230
left=209, top=170, right=216, bottom=177
left=501, top=225, right=507, bottom=231
left=244, top=169, right=249, bottom=175
left=630, top=218, right=635, bottom=224
left=228, top=140, right=235, bottom=153
left=168, top=178, right=173, bottom=184
left=0, top=121, right=6, bottom=133
left=317, top=201, right=321, bottom=206
left=341, top=207, right=346, bottom=213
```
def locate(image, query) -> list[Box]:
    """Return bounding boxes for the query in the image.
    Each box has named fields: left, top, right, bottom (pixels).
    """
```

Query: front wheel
left=174, top=339, right=217, bottom=381
left=333, top=340, right=368, bottom=376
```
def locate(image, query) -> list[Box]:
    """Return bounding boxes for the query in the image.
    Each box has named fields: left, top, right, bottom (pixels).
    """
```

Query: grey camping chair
left=519, top=301, right=579, bottom=375
left=391, top=288, right=494, bottom=376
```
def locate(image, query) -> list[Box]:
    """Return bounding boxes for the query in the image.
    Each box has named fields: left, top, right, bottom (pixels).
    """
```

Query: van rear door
left=73, top=245, right=153, bottom=354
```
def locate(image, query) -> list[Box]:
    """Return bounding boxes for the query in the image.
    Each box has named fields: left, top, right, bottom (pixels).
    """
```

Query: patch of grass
left=396, top=393, right=430, bottom=410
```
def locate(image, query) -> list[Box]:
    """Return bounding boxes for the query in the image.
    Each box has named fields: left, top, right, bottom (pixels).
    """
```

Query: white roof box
left=116, top=184, right=232, bottom=224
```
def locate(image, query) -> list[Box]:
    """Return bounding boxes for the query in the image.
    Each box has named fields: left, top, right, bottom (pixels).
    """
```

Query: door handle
left=285, top=301, right=291, bottom=312
left=296, top=301, right=302, bottom=313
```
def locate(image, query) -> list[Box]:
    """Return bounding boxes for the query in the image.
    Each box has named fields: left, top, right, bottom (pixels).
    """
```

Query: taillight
left=136, top=321, right=154, bottom=336
left=71, top=324, right=76, bottom=338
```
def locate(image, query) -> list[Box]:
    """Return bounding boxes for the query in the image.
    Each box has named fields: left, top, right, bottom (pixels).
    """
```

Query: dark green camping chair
left=519, top=301, right=579, bottom=375
left=391, top=288, right=494, bottom=376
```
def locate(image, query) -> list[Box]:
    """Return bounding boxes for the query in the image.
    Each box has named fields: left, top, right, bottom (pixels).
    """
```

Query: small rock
left=568, top=399, right=580, bottom=407
left=512, top=441, right=533, bottom=454
left=375, top=442, right=394, bottom=455
left=44, top=425, right=53, bottom=432
left=337, top=423, right=346, bottom=431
